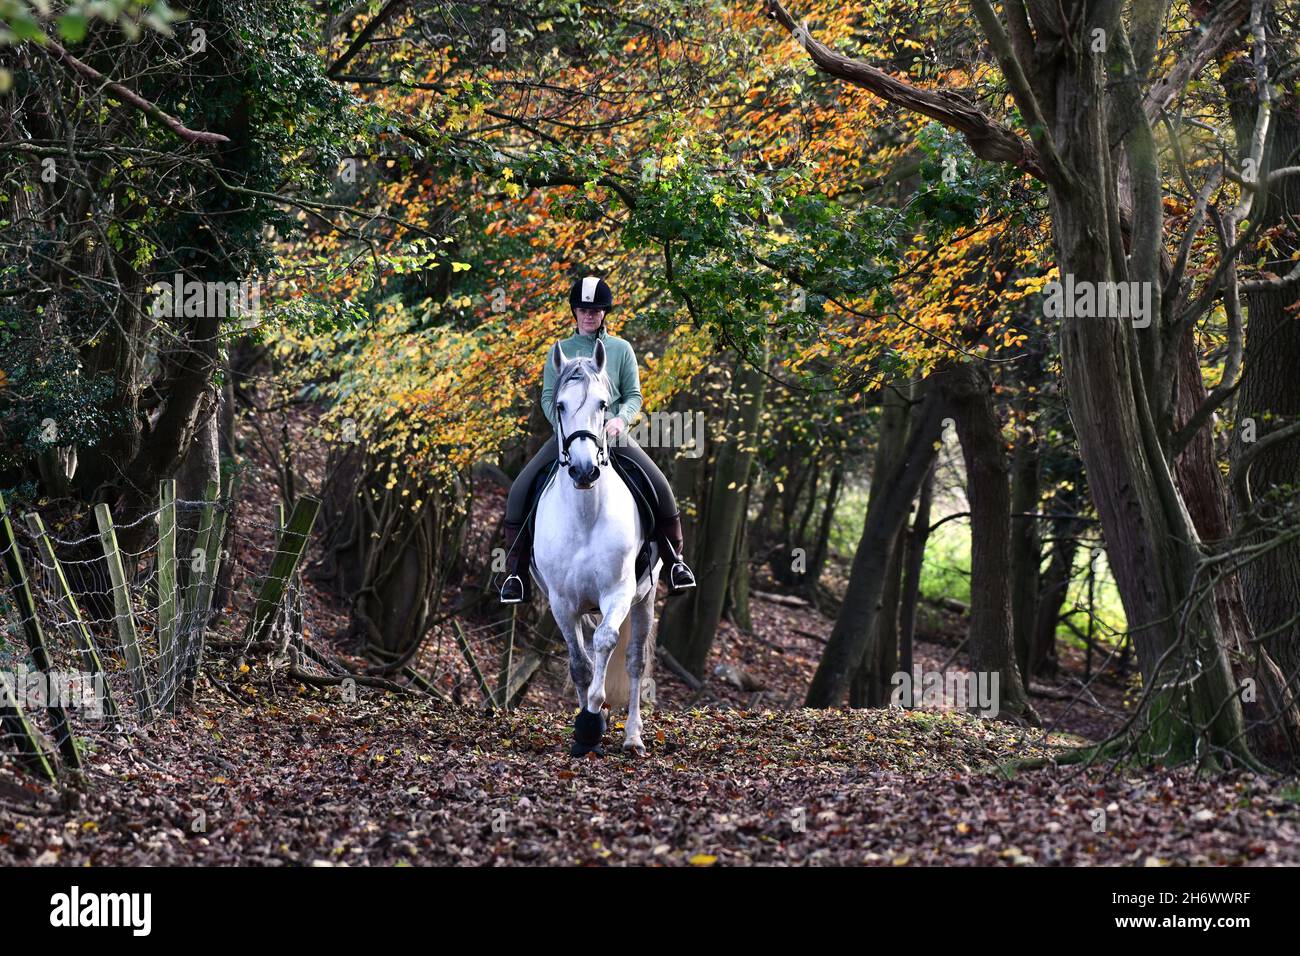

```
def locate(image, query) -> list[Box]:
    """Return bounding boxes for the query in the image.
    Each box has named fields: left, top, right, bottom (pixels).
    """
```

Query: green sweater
left=542, top=326, right=643, bottom=429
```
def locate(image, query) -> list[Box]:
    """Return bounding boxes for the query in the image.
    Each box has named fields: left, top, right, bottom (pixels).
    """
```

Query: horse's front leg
left=586, top=588, right=633, bottom=714
left=622, top=593, right=654, bottom=756
left=551, top=602, right=591, bottom=711
left=555, top=602, right=607, bottom=757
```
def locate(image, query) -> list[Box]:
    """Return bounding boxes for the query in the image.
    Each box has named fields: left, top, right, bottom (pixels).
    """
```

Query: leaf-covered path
left=3, top=683, right=1299, bottom=867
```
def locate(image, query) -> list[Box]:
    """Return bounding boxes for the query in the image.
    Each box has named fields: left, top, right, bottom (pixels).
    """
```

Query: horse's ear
left=551, top=342, right=566, bottom=373
left=592, top=339, right=606, bottom=373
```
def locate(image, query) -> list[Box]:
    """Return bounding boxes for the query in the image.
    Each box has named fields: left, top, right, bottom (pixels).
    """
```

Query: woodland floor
left=2, top=669, right=1300, bottom=865
left=2, top=402, right=1300, bottom=865
left=2, top=567, right=1299, bottom=865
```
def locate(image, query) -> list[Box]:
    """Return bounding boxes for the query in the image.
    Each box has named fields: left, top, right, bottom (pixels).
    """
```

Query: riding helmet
left=569, top=275, right=614, bottom=313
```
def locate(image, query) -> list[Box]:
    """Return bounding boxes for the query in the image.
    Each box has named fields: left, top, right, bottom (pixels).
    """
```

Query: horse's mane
left=550, top=355, right=609, bottom=424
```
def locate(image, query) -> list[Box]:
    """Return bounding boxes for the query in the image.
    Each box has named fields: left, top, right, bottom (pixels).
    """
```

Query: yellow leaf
left=688, top=853, right=717, bottom=866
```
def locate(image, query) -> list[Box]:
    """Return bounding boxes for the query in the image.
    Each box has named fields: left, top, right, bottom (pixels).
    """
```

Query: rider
left=498, top=275, right=697, bottom=603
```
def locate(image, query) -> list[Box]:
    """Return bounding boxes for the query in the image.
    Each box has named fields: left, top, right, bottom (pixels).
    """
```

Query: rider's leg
left=612, top=438, right=696, bottom=592
left=501, top=442, right=558, bottom=603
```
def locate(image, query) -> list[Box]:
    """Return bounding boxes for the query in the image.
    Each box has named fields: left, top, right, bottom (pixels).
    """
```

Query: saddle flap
left=608, top=451, right=659, bottom=536
left=524, top=459, right=560, bottom=536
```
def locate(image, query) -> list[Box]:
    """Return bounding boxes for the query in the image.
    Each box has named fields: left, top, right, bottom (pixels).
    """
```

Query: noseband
left=557, top=421, right=609, bottom=469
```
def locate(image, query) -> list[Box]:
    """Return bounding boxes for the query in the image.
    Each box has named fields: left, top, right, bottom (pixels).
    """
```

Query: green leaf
left=58, top=14, right=88, bottom=43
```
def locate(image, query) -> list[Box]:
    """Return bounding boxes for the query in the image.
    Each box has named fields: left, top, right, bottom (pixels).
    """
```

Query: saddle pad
left=608, top=450, right=659, bottom=536
left=608, top=452, right=657, bottom=581
left=524, top=458, right=559, bottom=537
left=526, top=453, right=657, bottom=581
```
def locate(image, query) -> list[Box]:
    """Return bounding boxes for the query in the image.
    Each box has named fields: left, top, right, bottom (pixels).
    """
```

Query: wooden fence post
left=453, top=619, right=497, bottom=709
left=496, top=612, right=516, bottom=712
left=244, top=496, right=320, bottom=645
left=179, top=479, right=225, bottom=703
left=0, top=670, right=56, bottom=783
left=0, top=492, right=82, bottom=770
left=95, top=502, right=155, bottom=720
left=23, top=512, right=123, bottom=727
left=156, top=480, right=178, bottom=712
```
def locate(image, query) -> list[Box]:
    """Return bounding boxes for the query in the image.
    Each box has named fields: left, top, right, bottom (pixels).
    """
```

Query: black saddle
left=608, top=448, right=659, bottom=538
left=525, top=449, right=659, bottom=582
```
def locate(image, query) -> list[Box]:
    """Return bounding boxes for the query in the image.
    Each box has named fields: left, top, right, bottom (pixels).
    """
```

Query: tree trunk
left=851, top=525, right=905, bottom=706
left=1009, top=417, right=1042, bottom=685
left=661, top=342, right=768, bottom=676
left=321, top=443, right=467, bottom=668
left=1030, top=518, right=1081, bottom=680
left=1045, top=29, right=1246, bottom=762
left=848, top=384, right=911, bottom=703
left=669, top=397, right=708, bottom=560
left=898, top=462, right=936, bottom=681
left=726, top=482, right=754, bottom=632
left=1224, top=24, right=1300, bottom=717
left=804, top=459, right=844, bottom=602
left=948, top=361, right=1037, bottom=723
left=806, top=370, right=946, bottom=706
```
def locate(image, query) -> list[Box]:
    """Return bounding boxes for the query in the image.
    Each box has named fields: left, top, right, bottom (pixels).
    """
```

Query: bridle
left=557, top=417, right=610, bottom=470
left=555, top=384, right=611, bottom=471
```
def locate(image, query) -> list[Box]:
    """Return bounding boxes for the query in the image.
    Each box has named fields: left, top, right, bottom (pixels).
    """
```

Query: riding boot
left=500, top=519, right=532, bottom=604
left=656, top=511, right=696, bottom=593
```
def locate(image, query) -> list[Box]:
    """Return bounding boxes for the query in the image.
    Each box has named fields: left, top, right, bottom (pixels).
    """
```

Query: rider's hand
left=605, top=417, right=626, bottom=439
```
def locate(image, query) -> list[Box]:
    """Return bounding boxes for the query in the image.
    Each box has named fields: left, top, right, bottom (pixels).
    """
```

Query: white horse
left=531, top=339, right=660, bottom=756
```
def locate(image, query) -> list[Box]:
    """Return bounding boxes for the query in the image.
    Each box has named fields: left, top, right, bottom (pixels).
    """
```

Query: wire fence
left=0, top=474, right=557, bottom=785
left=0, top=481, right=322, bottom=783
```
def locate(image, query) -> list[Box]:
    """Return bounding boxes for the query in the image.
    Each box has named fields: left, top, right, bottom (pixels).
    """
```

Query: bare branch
left=1143, top=0, right=1251, bottom=122
left=1171, top=206, right=1247, bottom=456
left=1232, top=420, right=1300, bottom=512
left=1240, top=260, right=1300, bottom=293
left=968, top=0, right=1072, bottom=189
left=327, top=0, right=406, bottom=77
left=44, top=39, right=231, bottom=146
left=764, top=0, right=1049, bottom=183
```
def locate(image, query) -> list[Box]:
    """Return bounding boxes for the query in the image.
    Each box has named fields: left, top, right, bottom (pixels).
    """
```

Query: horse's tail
left=603, top=613, right=632, bottom=712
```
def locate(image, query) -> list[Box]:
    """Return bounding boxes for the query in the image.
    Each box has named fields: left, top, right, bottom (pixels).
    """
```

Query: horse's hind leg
left=622, top=594, right=654, bottom=756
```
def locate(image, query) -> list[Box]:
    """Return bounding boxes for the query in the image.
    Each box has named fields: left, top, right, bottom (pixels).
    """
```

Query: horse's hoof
left=572, top=708, right=606, bottom=757
left=622, top=739, right=646, bottom=757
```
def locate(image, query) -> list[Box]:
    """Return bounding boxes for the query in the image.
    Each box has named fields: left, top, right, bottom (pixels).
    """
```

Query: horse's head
left=550, top=339, right=613, bottom=490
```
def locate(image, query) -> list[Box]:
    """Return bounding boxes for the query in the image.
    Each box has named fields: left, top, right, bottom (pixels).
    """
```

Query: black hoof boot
left=571, top=708, right=606, bottom=757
